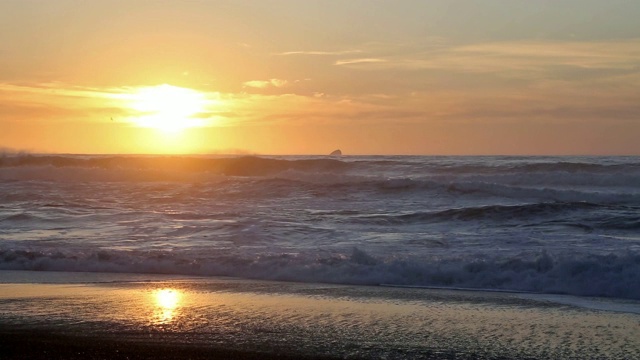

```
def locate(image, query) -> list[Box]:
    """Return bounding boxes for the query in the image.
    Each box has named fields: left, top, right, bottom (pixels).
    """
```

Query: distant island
left=330, top=149, right=342, bottom=156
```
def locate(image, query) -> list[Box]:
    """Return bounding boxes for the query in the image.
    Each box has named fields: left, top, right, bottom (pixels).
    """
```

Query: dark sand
left=0, top=329, right=341, bottom=360
left=1, top=271, right=639, bottom=359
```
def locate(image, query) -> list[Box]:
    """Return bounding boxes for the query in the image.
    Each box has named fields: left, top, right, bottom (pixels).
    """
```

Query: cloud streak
left=335, top=58, right=388, bottom=66
left=274, top=50, right=362, bottom=56
left=337, top=39, right=640, bottom=76
left=243, top=79, right=289, bottom=88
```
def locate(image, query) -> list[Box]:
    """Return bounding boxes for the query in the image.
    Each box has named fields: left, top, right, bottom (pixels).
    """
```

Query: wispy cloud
left=0, top=82, right=127, bottom=99
left=243, top=79, right=289, bottom=89
left=335, top=58, right=387, bottom=66
left=344, top=40, right=640, bottom=76
left=274, top=50, right=362, bottom=56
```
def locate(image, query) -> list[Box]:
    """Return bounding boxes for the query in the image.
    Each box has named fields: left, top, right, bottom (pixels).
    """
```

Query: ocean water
left=1, top=154, right=639, bottom=299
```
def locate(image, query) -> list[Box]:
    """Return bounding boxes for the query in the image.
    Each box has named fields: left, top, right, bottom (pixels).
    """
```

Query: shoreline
left=1, top=270, right=640, bottom=359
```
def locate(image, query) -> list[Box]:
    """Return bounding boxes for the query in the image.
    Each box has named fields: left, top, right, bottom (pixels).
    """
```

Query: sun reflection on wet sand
left=152, top=288, right=183, bottom=324
left=2, top=278, right=640, bottom=359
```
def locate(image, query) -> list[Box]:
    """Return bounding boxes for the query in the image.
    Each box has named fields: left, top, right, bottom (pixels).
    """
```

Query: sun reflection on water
left=153, top=288, right=182, bottom=324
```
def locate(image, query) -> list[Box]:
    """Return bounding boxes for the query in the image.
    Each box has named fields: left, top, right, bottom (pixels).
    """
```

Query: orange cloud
left=243, top=79, right=289, bottom=88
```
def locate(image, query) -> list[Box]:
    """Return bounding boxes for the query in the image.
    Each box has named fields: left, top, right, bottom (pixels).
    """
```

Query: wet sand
left=1, top=270, right=639, bottom=359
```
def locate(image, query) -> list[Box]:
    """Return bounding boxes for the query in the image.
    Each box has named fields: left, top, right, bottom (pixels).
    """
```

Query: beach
left=2, top=270, right=639, bottom=359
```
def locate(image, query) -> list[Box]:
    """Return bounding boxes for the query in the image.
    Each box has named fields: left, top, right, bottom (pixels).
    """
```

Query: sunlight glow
left=152, top=288, right=183, bottom=324
left=129, top=84, right=211, bottom=133
left=155, top=288, right=181, bottom=309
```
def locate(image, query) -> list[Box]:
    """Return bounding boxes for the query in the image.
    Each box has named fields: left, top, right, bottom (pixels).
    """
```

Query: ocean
left=1, top=154, right=639, bottom=300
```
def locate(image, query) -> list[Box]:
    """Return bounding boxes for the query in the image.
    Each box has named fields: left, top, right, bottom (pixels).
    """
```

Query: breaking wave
left=1, top=246, right=639, bottom=300
left=1, top=154, right=639, bottom=300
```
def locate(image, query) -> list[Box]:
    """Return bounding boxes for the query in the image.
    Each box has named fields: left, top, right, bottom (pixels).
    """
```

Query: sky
left=1, top=0, right=639, bottom=155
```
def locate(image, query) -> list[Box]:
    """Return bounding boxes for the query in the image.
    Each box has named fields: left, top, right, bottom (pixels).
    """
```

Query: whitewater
left=1, top=154, right=639, bottom=299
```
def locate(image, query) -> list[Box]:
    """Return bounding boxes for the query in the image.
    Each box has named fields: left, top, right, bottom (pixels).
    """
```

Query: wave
left=0, top=155, right=350, bottom=181
left=2, top=155, right=639, bottom=193
left=2, top=154, right=638, bottom=300
left=415, top=159, right=640, bottom=175
left=353, top=202, right=599, bottom=223
left=445, top=181, right=640, bottom=204
left=339, top=202, right=640, bottom=231
left=4, top=155, right=639, bottom=174
left=313, top=178, right=640, bottom=205
left=0, top=155, right=348, bottom=175
left=1, top=246, right=639, bottom=300
left=2, top=171, right=638, bottom=210
left=512, top=161, right=640, bottom=173
left=1, top=213, right=39, bottom=222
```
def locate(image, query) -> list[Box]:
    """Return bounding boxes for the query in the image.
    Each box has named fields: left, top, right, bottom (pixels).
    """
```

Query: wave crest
left=0, top=155, right=351, bottom=181
left=1, top=247, right=639, bottom=300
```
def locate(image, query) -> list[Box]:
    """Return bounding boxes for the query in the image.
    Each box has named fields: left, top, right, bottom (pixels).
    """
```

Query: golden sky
left=1, top=0, right=639, bottom=155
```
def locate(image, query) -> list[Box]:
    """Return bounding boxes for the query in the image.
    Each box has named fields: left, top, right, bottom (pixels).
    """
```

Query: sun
left=129, top=84, right=209, bottom=133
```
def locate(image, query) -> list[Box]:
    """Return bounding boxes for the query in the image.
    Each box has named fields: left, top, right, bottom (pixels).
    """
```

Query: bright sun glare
left=129, top=84, right=209, bottom=133
left=155, top=288, right=180, bottom=309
